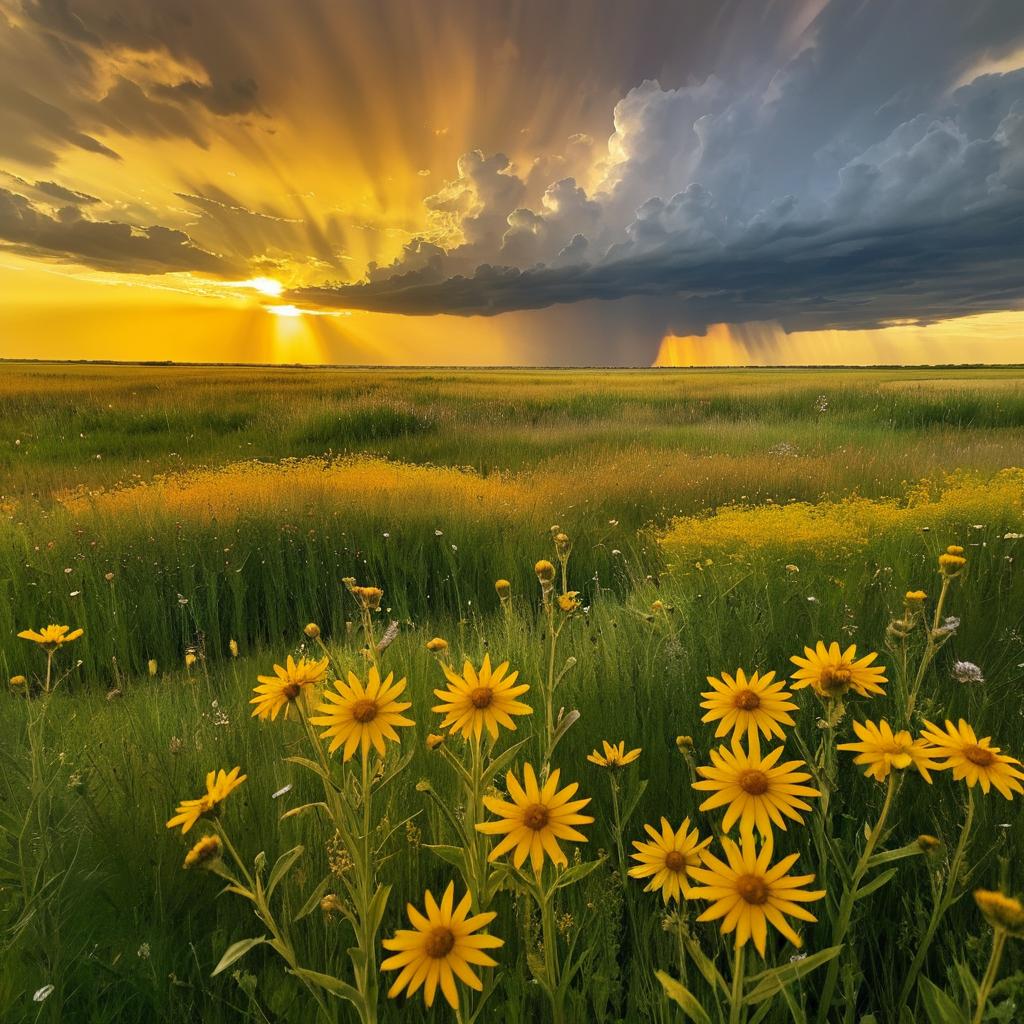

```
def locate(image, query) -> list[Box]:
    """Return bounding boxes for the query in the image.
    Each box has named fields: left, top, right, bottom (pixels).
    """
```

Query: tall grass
left=1, top=529, right=1022, bottom=1022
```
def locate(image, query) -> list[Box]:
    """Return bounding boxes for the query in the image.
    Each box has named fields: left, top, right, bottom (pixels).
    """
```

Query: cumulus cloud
left=0, top=186, right=241, bottom=275
left=301, top=1, right=1024, bottom=334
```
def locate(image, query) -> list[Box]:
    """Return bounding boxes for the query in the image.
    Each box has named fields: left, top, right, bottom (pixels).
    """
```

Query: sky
left=2, top=0, right=1024, bottom=366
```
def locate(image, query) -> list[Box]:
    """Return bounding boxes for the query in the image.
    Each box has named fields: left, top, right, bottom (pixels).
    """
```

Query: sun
left=240, top=277, right=284, bottom=297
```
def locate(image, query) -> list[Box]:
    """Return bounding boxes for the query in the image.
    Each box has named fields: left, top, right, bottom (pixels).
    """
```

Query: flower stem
left=728, top=942, right=745, bottom=1024
left=817, top=772, right=898, bottom=1021
left=972, top=927, right=1008, bottom=1024
left=899, top=788, right=975, bottom=1009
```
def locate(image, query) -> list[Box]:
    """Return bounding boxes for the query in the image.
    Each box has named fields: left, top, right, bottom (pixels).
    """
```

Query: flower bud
left=426, top=733, right=447, bottom=750
left=916, top=834, right=941, bottom=853
left=320, top=893, right=344, bottom=915
left=304, top=623, right=321, bottom=639
left=425, top=637, right=448, bottom=652
left=974, top=889, right=1024, bottom=937
left=10, top=674, right=26, bottom=687
left=534, top=560, right=556, bottom=584
left=228, top=639, right=239, bottom=658
left=495, top=578, right=512, bottom=601
left=675, top=735, right=694, bottom=752
left=147, top=659, right=158, bottom=676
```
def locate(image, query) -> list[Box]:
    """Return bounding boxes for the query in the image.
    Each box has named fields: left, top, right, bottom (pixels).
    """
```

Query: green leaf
left=918, top=976, right=967, bottom=1024
left=211, top=937, right=267, bottom=976
left=283, top=755, right=333, bottom=785
left=622, top=778, right=650, bottom=824
left=681, top=934, right=729, bottom=995
left=744, top=946, right=843, bottom=1004
left=295, top=874, right=334, bottom=921
left=425, top=844, right=469, bottom=875
left=375, top=749, right=415, bottom=793
left=866, top=840, right=928, bottom=869
left=486, top=737, right=530, bottom=780
left=854, top=867, right=897, bottom=901
left=655, top=971, right=714, bottom=1024
left=366, top=883, right=391, bottom=935
left=549, top=709, right=580, bottom=756
left=552, top=857, right=605, bottom=891
left=292, top=967, right=361, bottom=1006
left=280, top=801, right=328, bottom=821
left=266, top=845, right=304, bottom=899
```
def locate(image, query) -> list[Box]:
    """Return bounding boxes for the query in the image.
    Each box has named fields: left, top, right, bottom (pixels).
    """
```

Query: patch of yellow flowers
left=96, top=538, right=1018, bottom=1020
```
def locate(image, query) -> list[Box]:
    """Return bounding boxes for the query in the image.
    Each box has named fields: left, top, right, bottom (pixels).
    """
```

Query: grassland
left=1, top=363, right=1023, bottom=1024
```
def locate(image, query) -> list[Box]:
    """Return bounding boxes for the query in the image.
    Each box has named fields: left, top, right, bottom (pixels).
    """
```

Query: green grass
left=1, top=364, right=1023, bottom=1023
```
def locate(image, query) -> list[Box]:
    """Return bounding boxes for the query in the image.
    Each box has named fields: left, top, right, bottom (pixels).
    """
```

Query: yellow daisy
left=838, top=719, right=939, bottom=782
left=250, top=655, right=329, bottom=721
left=166, top=767, right=247, bottom=834
left=790, top=641, right=887, bottom=699
left=18, top=624, right=84, bottom=648
left=692, top=735, right=820, bottom=838
left=688, top=833, right=825, bottom=956
left=920, top=719, right=1024, bottom=799
left=700, top=669, right=797, bottom=744
left=628, top=817, right=711, bottom=903
left=587, top=740, right=642, bottom=769
left=382, top=881, right=503, bottom=1009
left=476, top=763, right=593, bottom=872
left=309, top=666, right=414, bottom=761
left=432, top=655, right=532, bottom=742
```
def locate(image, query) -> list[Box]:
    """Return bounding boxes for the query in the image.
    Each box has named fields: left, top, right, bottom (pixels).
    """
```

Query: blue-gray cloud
left=300, top=1, right=1024, bottom=333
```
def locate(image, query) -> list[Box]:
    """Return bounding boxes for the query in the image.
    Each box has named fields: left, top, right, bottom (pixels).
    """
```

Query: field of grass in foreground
left=1, top=364, right=1023, bottom=1024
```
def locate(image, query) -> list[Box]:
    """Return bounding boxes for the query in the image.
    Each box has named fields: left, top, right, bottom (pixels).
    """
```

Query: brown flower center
left=351, top=699, right=378, bottom=723
left=424, top=927, right=456, bottom=959
left=664, top=850, right=687, bottom=872
left=283, top=682, right=302, bottom=700
left=964, top=744, right=995, bottom=767
left=470, top=686, right=494, bottom=709
left=734, top=689, right=761, bottom=711
left=819, top=666, right=852, bottom=693
left=736, top=873, right=769, bottom=905
left=738, top=769, right=770, bottom=795
left=523, top=803, right=550, bottom=830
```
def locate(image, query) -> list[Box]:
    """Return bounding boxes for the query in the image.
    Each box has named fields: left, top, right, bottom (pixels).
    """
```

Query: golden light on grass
left=381, top=881, right=503, bottom=1010
left=476, top=763, right=593, bottom=871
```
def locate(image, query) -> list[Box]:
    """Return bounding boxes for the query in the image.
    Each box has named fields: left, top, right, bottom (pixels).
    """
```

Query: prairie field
left=2, top=362, right=1024, bottom=1024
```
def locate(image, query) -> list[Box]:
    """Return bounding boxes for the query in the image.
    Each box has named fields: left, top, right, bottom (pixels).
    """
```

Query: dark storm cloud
left=0, top=186, right=241, bottom=275
left=0, top=0, right=266, bottom=169
left=299, top=0, right=1024, bottom=333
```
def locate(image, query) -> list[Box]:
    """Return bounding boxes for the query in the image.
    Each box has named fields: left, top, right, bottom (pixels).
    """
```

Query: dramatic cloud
left=3, top=0, right=1024, bottom=359
left=304, top=1, right=1024, bottom=334
left=0, top=186, right=241, bottom=275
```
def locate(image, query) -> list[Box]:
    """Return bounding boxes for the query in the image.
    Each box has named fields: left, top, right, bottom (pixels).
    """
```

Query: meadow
left=2, top=362, right=1024, bottom=1024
